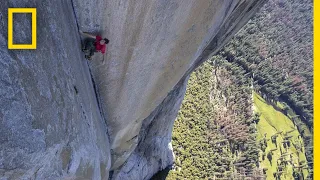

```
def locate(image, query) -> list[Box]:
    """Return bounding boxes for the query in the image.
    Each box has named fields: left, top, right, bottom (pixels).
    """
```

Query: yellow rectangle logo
left=8, top=8, right=37, bottom=49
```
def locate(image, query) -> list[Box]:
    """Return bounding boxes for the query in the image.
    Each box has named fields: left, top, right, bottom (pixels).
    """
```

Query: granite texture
left=0, top=0, right=265, bottom=179
left=0, top=1, right=110, bottom=179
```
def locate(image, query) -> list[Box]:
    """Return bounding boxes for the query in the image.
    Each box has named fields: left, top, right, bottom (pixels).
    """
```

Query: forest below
left=167, top=0, right=313, bottom=179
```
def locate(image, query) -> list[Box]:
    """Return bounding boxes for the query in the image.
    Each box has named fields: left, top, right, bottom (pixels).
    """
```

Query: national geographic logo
left=8, top=8, right=37, bottom=49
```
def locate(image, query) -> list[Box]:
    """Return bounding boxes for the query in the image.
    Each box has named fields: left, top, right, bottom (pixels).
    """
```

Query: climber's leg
left=83, top=39, right=95, bottom=53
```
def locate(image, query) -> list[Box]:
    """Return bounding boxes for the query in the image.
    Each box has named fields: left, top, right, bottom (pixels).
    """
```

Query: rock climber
left=80, top=30, right=109, bottom=60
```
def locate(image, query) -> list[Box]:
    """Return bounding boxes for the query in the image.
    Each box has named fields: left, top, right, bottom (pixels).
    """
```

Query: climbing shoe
left=85, top=55, right=92, bottom=60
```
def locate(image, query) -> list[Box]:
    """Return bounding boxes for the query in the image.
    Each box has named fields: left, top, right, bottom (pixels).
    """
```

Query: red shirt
left=95, top=36, right=107, bottom=54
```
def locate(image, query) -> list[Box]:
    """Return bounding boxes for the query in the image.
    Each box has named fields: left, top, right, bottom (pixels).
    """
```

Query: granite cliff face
left=0, top=0, right=265, bottom=179
left=0, top=1, right=111, bottom=180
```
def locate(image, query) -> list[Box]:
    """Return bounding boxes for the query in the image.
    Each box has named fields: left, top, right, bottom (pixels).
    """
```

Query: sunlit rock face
left=73, top=0, right=265, bottom=179
left=0, top=0, right=264, bottom=179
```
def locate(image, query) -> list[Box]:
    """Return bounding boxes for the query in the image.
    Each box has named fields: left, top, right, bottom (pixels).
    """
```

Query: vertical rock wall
left=0, top=0, right=265, bottom=179
left=73, top=0, right=266, bottom=174
left=111, top=77, right=189, bottom=180
left=0, top=1, right=111, bottom=179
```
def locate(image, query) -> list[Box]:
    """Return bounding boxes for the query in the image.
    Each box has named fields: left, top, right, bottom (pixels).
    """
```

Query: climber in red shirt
left=80, top=30, right=109, bottom=60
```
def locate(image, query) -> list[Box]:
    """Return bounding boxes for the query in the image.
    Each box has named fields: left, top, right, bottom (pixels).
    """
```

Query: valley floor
left=254, top=92, right=309, bottom=180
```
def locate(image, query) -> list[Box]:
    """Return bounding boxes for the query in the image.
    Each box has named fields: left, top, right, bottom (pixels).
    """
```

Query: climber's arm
left=79, top=30, right=96, bottom=39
